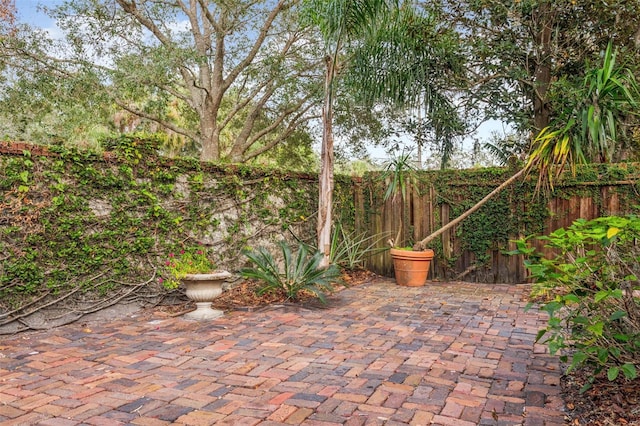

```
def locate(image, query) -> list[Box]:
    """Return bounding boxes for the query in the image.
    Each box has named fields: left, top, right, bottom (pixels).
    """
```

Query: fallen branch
left=455, top=264, right=477, bottom=281
left=414, top=167, right=527, bottom=250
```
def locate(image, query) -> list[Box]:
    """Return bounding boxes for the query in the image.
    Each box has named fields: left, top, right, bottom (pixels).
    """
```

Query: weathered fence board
left=361, top=165, right=640, bottom=284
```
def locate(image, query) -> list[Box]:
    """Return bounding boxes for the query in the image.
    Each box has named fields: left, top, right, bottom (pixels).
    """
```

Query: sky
left=15, top=0, right=57, bottom=28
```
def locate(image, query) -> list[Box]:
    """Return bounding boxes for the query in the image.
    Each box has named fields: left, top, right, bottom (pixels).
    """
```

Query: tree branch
left=241, top=101, right=315, bottom=161
left=114, top=99, right=199, bottom=143
left=413, top=167, right=528, bottom=250
left=222, top=0, right=292, bottom=91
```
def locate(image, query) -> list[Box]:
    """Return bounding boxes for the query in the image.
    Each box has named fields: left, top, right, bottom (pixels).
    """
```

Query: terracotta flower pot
left=181, top=271, right=231, bottom=319
left=389, top=248, right=434, bottom=287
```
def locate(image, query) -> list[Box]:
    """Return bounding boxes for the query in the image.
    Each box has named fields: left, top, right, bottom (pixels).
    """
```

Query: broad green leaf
left=542, top=301, right=562, bottom=315
left=572, top=316, right=589, bottom=324
left=567, top=352, right=586, bottom=373
left=549, top=341, right=562, bottom=355
left=597, top=348, right=608, bottom=364
left=563, top=294, right=580, bottom=304
left=613, top=333, right=630, bottom=342
left=609, top=311, right=627, bottom=321
left=587, top=322, right=604, bottom=336
left=535, top=328, right=547, bottom=343
left=594, top=290, right=610, bottom=303
left=607, top=366, right=619, bottom=381
left=621, top=364, right=637, bottom=380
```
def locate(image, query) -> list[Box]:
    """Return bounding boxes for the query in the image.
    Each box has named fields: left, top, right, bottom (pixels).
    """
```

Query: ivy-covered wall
left=4, top=136, right=639, bottom=330
left=361, top=163, right=640, bottom=283
left=0, top=138, right=355, bottom=332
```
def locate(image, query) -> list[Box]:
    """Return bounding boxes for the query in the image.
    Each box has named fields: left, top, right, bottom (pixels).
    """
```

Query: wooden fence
left=357, top=164, right=640, bottom=283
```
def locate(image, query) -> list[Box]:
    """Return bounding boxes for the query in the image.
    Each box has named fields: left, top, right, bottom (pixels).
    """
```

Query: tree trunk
left=317, top=56, right=335, bottom=267
left=532, top=1, right=554, bottom=132
left=413, top=167, right=527, bottom=251
left=199, top=95, right=220, bottom=162
left=200, top=127, right=220, bottom=162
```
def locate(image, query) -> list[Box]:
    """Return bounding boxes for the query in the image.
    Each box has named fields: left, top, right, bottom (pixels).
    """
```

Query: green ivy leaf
left=621, top=364, right=637, bottom=380
left=607, top=366, right=619, bottom=381
left=609, top=311, right=627, bottom=321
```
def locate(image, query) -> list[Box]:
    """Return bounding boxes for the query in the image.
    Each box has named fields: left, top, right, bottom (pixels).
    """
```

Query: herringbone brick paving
left=0, top=279, right=565, bottom=425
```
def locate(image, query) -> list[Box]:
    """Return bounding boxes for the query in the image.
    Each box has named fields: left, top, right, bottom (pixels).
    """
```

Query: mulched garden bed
left=211, top=268, right=376, bottom=310
left=153, top=268, right=376, bottom=316
left=562, top=368, right=640, bottom=425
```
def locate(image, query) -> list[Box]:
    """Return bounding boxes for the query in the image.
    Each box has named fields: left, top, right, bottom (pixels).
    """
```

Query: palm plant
left=304, top=0, right=470, bottom=263
left=482, top=132, right=529, bottom=166
left=380, top=150, right=417, bottom=247
left=346, top=3, right=468, bottom=169
left=414, top=41, right=640, bottom=251
left=302, top=0, right=394, bottom=267
left=528, top=42, right=640, bottom=190
left=241, top=241, right=341, bottom=303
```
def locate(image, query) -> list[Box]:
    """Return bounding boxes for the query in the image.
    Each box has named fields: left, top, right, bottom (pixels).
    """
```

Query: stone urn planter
left=181, top=271, right=232, bottom=320
left=389, top=248, right=434, bottom=287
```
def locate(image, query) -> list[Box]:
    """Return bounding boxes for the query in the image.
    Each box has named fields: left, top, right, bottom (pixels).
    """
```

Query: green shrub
left=241, top=241, right=342, bottom=303
left=161, top=246, right=217, bottom=290
left=511, top=215, right=640, bottom=391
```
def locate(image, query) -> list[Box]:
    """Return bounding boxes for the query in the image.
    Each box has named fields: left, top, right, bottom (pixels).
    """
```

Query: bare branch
left=114, top=99, right=200, bottom=143
left=240, top=101, right=316, bottom=161
left=223, top=0, right=293, bottom=91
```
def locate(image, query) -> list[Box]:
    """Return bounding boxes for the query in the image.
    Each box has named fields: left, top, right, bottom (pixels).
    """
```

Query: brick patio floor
left=0, top=278, right=566, bottom=426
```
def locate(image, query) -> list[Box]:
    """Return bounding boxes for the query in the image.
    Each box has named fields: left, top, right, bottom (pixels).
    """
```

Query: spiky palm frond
left=528, top=42, right=640, bottom=190
left=241, top=241, right=341, bottom=303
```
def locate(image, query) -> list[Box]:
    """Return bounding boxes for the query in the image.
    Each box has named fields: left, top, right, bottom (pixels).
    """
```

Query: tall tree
left=0, top=0, right=15, bottom=80
left=304, top=0, right=402, bottom=266
left=303, top=0, right=393, bottom=266
left=0, top=0, right=14, bottom=35
left=0, top=63, right=113, bottom=146
left=0, top=0, right=16, bottom=33
left=529, top=43, right=640, bottom=189
left=440, top=0, right=640, bottom=139
left=3, top=0, right=321, bottom=162
left=414, top=42, right=640, bottom=250
left=1, top=15, right=115, bottom=145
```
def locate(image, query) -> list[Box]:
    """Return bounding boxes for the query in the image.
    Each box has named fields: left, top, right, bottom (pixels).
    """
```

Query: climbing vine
left=4, top=136, right=639, bottom=328
left=0, top=136, right=354, bottom=332
left=362, top=163, right=640, bottom=281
